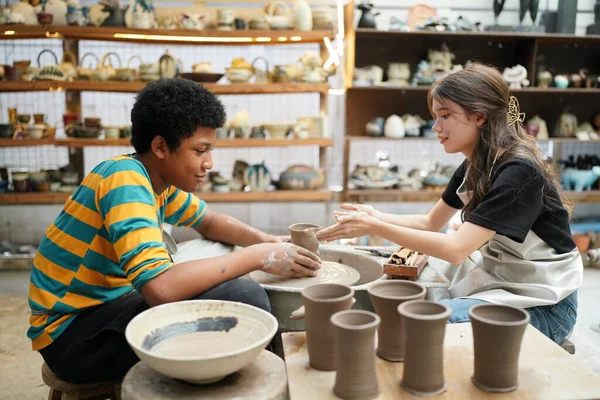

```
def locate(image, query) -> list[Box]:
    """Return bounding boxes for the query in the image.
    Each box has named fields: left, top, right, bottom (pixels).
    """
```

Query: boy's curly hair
left=131, top=78, right=226, bottom=153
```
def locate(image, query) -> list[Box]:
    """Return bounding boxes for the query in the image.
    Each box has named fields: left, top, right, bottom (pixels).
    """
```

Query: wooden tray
left=384, top=247, right=429, bottom=281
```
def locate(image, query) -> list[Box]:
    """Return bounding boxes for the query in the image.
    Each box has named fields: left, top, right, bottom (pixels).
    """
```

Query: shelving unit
left=343, top=18, right=600, bottom=205
left=0, top=19, right=340, bottom=204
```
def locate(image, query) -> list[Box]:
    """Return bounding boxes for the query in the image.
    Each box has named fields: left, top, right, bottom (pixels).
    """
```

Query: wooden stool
left=121, top=350, right=287, bottom=400
left=560, top=338, right=576, bottom=354
left=41, top=363, right=121, bottom=400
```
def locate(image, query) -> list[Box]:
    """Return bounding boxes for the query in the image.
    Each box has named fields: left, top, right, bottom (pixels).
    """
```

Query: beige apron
left=447, top=176, right=583, bottom=308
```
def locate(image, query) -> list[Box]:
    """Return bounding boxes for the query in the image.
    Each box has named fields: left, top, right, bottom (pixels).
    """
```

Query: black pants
left=40, top=279, right=271, bottom=383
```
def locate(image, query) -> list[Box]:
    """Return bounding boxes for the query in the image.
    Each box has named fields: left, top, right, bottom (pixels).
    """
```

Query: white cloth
left=447, top=177, right=583, bottom=308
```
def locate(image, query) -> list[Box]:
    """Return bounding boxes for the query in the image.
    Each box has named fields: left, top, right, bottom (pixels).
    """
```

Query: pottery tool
left=383, top=247, right=429, bottom=281
left=354, top=247, right=394, bottom=258
left=249, top=261, right=360, bottom=288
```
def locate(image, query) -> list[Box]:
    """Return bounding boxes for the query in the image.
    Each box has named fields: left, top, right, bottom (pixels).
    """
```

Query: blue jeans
left=438, top=291, right=578, bottom=344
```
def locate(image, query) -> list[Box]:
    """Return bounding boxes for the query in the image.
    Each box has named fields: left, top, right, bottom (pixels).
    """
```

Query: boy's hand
left=258, top=243, right=321, bottom=278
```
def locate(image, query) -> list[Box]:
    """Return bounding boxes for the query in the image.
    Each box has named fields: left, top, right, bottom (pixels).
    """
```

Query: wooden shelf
left=0, top=25, right=334, bottom=44
left=355, top=28, right=600, bottom=42
left=53, top=138, right=333, bottom=148
left=0, top=190, right=331, bottom=204
left=348, top=86, right=600, bottom=95
left=345, top=189, right=600, bottom=203
left=0, top=192, right=70, bottom=205
left=0, top=81, right=330, bottom=94
left=344, top=136, right=600, bottom=143
left=0, top=138, right=55, bottom=147
left=195, top=190, right=332, bottom=202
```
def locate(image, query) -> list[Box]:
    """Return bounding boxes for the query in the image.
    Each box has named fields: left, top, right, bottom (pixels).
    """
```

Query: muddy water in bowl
left=152, top=331, right=254, bottom=358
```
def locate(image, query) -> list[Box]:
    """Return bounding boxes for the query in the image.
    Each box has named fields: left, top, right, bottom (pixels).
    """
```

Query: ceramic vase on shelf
left=292, top=0, right=312, bottom=31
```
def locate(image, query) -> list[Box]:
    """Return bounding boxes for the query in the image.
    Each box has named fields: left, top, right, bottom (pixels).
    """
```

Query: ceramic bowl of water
left=125, top=300, right=278, bottom=384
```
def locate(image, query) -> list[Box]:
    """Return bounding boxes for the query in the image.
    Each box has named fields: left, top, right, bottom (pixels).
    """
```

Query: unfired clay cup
left=398, top=300, right=451, bottom=396
left=298, top=283, right=354, bottom=371
left=469, top=304, right=530, bottom=393
left=331, top=310, right=380, bottom=400
left=367, top=280, right=426, bottom=361
left=289, top=223, right=321, bottom=254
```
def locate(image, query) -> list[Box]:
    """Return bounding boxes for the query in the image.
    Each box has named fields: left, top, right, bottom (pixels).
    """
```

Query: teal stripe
left=108, top=217, right=160, bottom=244
left=54, top=211, right=97, bottom=245
left=68, top=278, right=134, bottom=302
left=101, top=158, right=148, bottom=178
left=71, top=185, right=98, bottom=213
left=98, top=225, right=110, bottom=241
left=132, top=262, right=172, bottom=292
left=82, top=249, right=125, bottom=277
left=49, top=314, right=77, bottom=341
left=166, top=188, right=181, bottom=202
left=50, top=301, right=80, bottom=315
left=99, top=185, right=155, bottom=216
left=38, top=237, right=82, bottom=273
left=29, top=298, right=49, bottom=313
left=164, top=192, right=192, bottom=225
left=30, top=266, right=69, bottom=298
left=120, top=241, right=168, bottom=269
left=27, top=323, right=45, bottom=340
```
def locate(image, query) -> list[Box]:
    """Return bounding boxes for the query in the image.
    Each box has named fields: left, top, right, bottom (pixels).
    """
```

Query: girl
left=317, top=63, right=583, bottom=344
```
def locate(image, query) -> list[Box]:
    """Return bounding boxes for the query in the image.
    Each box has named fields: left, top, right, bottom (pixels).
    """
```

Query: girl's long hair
left=427, top=63, right=572, bottom=219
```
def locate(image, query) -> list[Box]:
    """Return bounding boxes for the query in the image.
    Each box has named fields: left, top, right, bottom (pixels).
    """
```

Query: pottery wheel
left=121, top=350, right=287, bottom=400
left=249, top=261, right=360, bottom=288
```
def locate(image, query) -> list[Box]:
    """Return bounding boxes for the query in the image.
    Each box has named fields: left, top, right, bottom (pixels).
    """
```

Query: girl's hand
left=336, top=203, right=380, bottom=218
left=316, top=211, right=380, bottom=242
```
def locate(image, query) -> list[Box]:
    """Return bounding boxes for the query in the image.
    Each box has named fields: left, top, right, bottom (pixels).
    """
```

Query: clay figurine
left=502, top=65, right=530, bottom=89
left=100, top=0, right=128, bottom=27
left=357, top=1, right=378, bottom=29
left=561, top=167, right=600, bottom=191
left=519, top=0, right=539, bottom=24
left=586, top=0, right=600, bottom=34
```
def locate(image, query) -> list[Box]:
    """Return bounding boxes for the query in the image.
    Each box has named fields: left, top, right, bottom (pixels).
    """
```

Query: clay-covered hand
left=262, top=234, right=291, bottom=243
left=336, top=203, right=380, bottom=218
left=260, top=242, right=321, bottom=278
left=316, top=211, right=379, bottom=242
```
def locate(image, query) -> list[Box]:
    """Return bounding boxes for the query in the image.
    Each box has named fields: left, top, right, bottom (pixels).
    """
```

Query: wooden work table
left=283, top=324, right=600, bottom=399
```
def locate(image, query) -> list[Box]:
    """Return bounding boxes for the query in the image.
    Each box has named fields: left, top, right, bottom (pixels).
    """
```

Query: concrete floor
left=1, top=269, right=599, bottom=399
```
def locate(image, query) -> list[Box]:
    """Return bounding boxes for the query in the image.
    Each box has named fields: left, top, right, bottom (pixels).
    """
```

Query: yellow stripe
left=123, top=245, right=170, bottom=274
left=46, top=223, right=89, bottom=259
left=114, top=226, right=163, bottom=258
left=64, top=198, right=103, bottom=230
left=33, top=253, right=74, bottom=286
left=75, top=264, right=130, bottom=288
left=129, top=259, right=173, bottom=282
left=164, top=190, right=187, bottom=219
left=97, top=170, right=153, bottom=200
left=60, top=291, right=103, bottom=309
left=89, top=235, right=118, bottom=263
left=106, top=202, right=157, bottom=225
left=81, top=172, right=103, bottom=190
left=30, top=314, right=48, bottom=328
left=32, top=330, right=53, bottom=351
left=176, top=196, right=202, bottom=226
left=29, top=283, right=60, bottom=310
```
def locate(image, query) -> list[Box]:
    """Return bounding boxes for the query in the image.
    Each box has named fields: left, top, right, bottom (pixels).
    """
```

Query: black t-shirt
left=442, top=159, right=576, bottom=254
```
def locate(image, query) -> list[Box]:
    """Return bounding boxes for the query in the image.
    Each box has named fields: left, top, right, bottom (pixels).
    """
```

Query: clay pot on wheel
left=289, top=223, right=321, bottom=254
left=398, top=300, right=451, bottom=396
left=469, top=304, right=530, bottom=393
left=331, top=310, right=380, bottom=400
left=367, top=280, right=427, bottom=361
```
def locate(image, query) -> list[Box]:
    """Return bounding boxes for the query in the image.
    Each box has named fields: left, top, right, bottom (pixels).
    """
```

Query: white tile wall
left=1, top=0, right=599, bottom=244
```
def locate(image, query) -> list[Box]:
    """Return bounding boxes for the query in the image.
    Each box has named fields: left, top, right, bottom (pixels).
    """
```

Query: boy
left=28, top=79, right=320, bottom=383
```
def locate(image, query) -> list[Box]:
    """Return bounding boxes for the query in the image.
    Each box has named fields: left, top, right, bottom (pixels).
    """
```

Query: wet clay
left=331, top=310, right=380, bottom=400
left=289, top=223, right=321, bottom=254
left=249, top=261, right=360, bottom=288
left=367, top=280, right=426, bottom=361
left=152, top=331, right=254, bottom=358
left=398, top=300, right=451, bottom=396
left=302, top=284, right=354, bottom=371
left=469, top=304, right=530, bottom=393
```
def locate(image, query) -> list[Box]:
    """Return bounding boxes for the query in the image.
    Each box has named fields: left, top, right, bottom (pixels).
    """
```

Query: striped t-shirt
left=27, top=155, right=208, bottom=350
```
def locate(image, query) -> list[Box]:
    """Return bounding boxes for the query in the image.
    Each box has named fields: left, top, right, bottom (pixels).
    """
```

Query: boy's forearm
left=141, top=245, right=264, bottom=306
left=196, top=212, right=269, bottom=246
